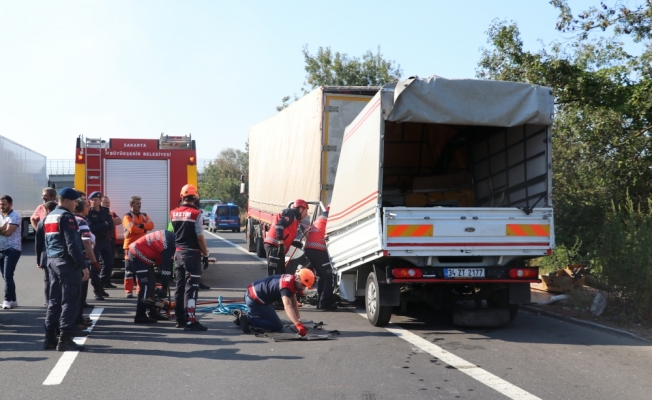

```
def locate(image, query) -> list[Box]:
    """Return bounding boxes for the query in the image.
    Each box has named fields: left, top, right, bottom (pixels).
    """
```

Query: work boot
left=147, top=312, right=168, bottom=321
left=175, top=318, right=187, bottom=328
left=184, top=322, right=208, bottom=331
left=231, top=310, right=241, bottom=327
left=56, top=332, right=85, bottom=352
left=43, top=329, right=59, bottom=350
left=126, top=292, right=134, bottom=298
left=134, top=315, right=157, bottom=324
left=103, top=283, right=117, bottom=289
left=94, top=293, right=105, bottom=301
left=239, top=313, right=251, bottom=334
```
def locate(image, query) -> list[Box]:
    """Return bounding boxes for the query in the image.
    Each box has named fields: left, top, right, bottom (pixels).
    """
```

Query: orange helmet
left=180, top=184, right=198, bottom=197
left=293, top=199, right=308, bottom=209
left=296, top=268, right=315, bottom=289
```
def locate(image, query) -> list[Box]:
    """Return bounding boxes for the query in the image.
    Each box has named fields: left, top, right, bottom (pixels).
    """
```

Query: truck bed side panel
left=327, top=93, right=382, bottom=232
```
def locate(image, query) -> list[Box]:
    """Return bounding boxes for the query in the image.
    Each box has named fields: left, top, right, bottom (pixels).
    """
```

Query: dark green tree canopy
left=277, top=46, right=402, bottom=111
left=199, top=145, right=248, bottom=209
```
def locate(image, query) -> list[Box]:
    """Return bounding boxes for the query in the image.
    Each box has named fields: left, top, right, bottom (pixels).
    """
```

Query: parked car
left=208, top=203, right=240, bottom=232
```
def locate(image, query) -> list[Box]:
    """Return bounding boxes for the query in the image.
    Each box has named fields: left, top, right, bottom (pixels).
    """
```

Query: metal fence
left=47, top=158, right=213, bottom=175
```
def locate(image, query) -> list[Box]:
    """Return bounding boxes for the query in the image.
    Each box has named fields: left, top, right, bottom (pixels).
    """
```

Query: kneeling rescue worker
left=127, top=230, right=175, bottom=323
left=235, top=268, right=315, bottom=336
left=171, top=184, right=211, bottom=331
left=263, top=199, right=309, bottom=275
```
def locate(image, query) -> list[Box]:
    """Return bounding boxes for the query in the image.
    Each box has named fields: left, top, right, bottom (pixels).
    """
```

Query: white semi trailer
left=0, top=135, right=48, bottom=238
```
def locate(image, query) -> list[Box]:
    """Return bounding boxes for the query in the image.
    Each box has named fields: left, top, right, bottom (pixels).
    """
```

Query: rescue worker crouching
left=171, top=184, right=211, bottom=332
left=234, top=268, right=315, bottom=336
left=43, top=188, right=89, bottom=352
left=263, top=199, right=309, bottom=276
left=122, top=196, right=154, bottom=298
left=127, top=230, right=174, bottom=323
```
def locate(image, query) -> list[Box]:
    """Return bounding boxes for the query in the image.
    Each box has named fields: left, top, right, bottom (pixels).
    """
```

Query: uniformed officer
left=127, top=230, right=175, bottom=323
left=170, top=184, right=211, bottom=331
left=87, top=191, right=115, bottom=288
left=263, top=199, right=309, bottom=276
left=43, top=188, right=89, bottom=352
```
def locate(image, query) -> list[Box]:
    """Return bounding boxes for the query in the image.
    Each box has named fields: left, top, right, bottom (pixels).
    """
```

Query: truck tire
left=246, top=219, right=256, bottom=253
left=256, top=226, right=266, bottom=259
left=487, top=289, right=519, bottom=322
left=365, top=272, right=392, bottom=327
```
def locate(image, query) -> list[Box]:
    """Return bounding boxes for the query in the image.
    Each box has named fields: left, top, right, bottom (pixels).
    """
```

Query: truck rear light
left=509, top=267, right=538, bottom=279
left=391, top=268, right=423, bottom=278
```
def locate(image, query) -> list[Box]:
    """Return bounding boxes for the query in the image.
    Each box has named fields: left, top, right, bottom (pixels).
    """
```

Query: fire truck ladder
left=159, top=133, right=192, bottom=150
left=84, top=137, right=105, bottom=195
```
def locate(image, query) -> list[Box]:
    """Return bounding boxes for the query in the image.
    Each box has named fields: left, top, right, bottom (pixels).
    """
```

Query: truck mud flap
left=453, top=309, right=510, bottom=328
left=509, top=283, right=531, bottom=304
left=379, top=283, right=400, bottom=307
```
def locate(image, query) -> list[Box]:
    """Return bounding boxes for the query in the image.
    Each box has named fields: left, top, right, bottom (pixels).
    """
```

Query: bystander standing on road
left=0, top=195, right=22, bottom=309
left=122, top=196, right=154, bottom=298
left=43, top=188, right=88, bottom=352
left=30, top=187, right=57, bottom=230
left=73, top=199, right=103, bottom=314
left=35, top=201, right=58, bottom=305
left=87, top=191, right=115, bottom=288
left=101, top=195, right=121, bottom=284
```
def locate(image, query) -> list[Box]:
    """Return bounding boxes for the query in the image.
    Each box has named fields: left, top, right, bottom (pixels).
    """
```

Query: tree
left=476, top=1, right=652, bottom=246
left=277, top=46, right=402, bottom=110
left=199, top=146, right=248, bottom=209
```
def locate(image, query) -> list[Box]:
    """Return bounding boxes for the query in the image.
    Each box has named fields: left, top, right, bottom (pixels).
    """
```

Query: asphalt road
left=1, top=228, right=651, bottom=399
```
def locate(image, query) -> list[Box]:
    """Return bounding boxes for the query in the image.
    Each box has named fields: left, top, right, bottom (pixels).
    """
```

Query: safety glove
left=136, top=224, right=144, bottom=229
left=295, top=322, right=307, bottom=337
left=202, top=256, right=209, bottom=270
left=291, top=240, right=303, bottom=250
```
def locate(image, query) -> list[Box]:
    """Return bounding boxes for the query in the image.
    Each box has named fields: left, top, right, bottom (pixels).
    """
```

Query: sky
left=0, top=0, right=609, bottom=167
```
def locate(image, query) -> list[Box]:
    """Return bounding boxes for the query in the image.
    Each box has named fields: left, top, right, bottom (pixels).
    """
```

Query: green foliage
left=277, top=46, right=402, bottom=110
left=591, top=197, right=652, bottom=321
left=199, top=146, right=248, bottom=209
left=476, top=2, right=652, bottom=246
left=529, top=239, right=583, bottom=275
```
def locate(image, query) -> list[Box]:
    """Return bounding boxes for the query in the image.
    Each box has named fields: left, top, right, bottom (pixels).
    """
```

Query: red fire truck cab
left=74, top=134, right=198, bottom=264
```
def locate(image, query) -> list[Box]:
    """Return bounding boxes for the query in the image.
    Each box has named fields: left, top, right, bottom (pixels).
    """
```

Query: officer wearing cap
left=87, top=191, right=116, bottom=288
left=43, top=188, right=89, bottom=352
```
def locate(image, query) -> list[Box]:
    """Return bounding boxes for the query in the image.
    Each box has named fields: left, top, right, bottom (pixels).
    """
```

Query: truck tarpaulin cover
left=383, top=76, right=554, bottom=127
left=249, top=89, right=323, bottom=220
left=327, top=76, right=554, bottom=232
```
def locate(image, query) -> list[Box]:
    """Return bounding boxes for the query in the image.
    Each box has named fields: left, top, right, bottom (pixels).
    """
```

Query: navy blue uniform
left=35, top=220, right=49, bottom=303
left=44, top=206, right=86, bottom=333
left=87, top=205, right=114, bottom=284
left=244, top=274, right=297, bottom=332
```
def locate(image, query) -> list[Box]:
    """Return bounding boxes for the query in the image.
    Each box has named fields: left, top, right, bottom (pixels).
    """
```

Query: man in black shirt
left=87, top=191, right=115, bottom=288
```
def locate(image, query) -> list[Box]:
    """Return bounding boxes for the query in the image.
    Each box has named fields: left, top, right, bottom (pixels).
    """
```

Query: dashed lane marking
left=43, top=307, right=104, bottom=386
left=204, top=230, right=266, bottom=264
left=357, top=312, right=541, bottom=400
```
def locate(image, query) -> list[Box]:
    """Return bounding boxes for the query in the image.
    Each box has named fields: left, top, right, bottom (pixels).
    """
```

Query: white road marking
left=204, top=230, right=266, bottom=264
left=357, top=312, right=541, bottom=400
left=43, top=308, right=104, bottom=386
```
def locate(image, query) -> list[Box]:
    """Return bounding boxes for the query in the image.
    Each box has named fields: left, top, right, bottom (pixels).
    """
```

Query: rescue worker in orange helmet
left=127, top=230, right=175, bottom=323
left=304, top=204, right=336, bottom=310
left=234, top=268, right=315, bottom=336
left=170, top=184, right=211, bottom=331
left=263, top=199, right=309, bottom=276
left=122, top=196, right=154, bottom=298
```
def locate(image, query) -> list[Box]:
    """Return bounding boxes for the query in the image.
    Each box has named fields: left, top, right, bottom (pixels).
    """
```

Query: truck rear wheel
left=246, top=219, right=256, bottom=253
left=255, top=225, right=266, bottom=258
left=365, top=272, right=392, bottom=327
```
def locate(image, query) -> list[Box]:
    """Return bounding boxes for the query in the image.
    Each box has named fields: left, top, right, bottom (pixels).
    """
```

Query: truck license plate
left=444, top=268, right=485, bottom=278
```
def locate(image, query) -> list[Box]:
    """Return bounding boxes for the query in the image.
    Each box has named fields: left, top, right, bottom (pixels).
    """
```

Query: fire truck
left=73, top=134, right=198, bottom=263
